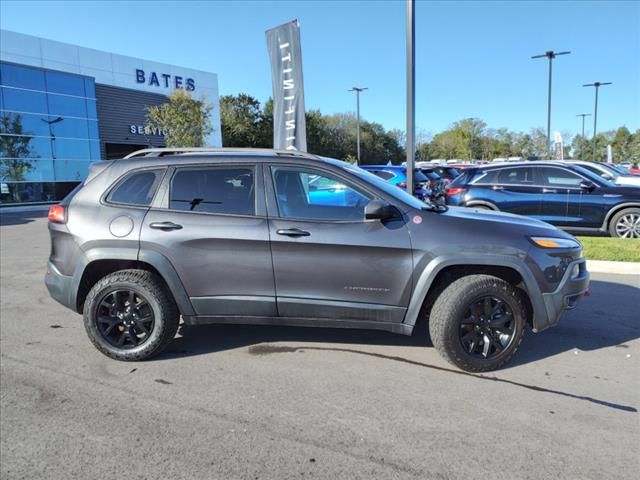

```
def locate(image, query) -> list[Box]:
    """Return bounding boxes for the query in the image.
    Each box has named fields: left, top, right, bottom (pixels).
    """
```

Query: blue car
left=359, top=165, right=430, bottom=200
left=445, top=161, right=640, bottom=237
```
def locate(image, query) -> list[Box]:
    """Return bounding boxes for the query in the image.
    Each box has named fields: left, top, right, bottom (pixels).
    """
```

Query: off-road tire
left=428, top=274, right=526, bottom=372
left=83, top=269, right=179, bottom=361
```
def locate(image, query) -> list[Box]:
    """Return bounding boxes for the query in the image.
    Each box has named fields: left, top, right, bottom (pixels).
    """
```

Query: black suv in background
left=45, top=149, right=589, bottom=372
left=445, top=161, right=640, bottom=238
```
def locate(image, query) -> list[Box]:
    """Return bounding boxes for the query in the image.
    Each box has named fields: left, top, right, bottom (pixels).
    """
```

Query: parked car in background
left=445, top=161, right=640, bottom=238
left=564, top=161, right=640, bottom=187
left=45, top=147, right=590, bottom=372
left=417, top=164, right=461, bottom=185
left=359, top=165, right=430, bottom=201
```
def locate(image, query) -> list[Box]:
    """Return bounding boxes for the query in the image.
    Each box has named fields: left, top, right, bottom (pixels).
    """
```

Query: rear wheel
left=83, top=269, right=179, bottom=361
left=428, top=275, right=526, bottom=372
left=609, top=208, right=640, bottom=238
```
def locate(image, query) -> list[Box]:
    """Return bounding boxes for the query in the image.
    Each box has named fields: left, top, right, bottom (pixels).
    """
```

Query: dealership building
left=0, top=29, right=221, bottom=205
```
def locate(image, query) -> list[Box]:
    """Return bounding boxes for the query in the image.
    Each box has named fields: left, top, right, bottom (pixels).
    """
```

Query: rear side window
left=107, top=169, right=164, bottom=206
left=170, top=167, right=255, bottom=216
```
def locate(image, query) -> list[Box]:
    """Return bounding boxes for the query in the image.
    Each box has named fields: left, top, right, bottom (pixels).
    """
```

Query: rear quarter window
left=106, top=169, right=164, bottom=206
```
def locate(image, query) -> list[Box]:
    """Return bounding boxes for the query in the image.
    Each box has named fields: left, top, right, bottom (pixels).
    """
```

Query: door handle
left=149, top=221, right=183, bottom=231
left=276, top=228, right=310, bottom=237
left=542, top=188, right=557, bottom=193
left=492, top=186, right=504, bottom=191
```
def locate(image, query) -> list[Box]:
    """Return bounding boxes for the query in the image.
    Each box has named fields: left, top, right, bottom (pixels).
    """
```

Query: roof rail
left=123, top=147, right=320, bottom=160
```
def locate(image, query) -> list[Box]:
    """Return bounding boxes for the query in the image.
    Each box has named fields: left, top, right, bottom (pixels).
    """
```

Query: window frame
left=164, top=163, right=260, bottom=218
left=103, top=167, right=167, bottom=209
left=266, top=164, right=377, bottom=223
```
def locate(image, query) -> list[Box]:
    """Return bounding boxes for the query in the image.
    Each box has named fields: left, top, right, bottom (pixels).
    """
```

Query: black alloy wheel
left=459, top=296, right=516, bottom=359
left=96, top=289, right=155, bottom=349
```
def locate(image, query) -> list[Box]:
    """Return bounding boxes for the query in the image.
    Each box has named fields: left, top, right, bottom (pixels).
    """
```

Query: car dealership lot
left=1, top=213, right=638, bottom=480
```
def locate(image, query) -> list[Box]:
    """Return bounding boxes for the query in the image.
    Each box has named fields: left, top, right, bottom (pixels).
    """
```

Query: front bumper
left=537, top=258, right=590, bottom=331
left=45, top=260, right=75, bottom=311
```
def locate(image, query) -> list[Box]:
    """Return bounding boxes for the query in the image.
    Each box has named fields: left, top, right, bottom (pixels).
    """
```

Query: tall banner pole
left=266, top=20, right=307, bottom=152
left=406, top=0, right=415, bottom=195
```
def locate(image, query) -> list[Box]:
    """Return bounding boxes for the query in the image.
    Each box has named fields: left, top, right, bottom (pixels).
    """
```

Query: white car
left=565, top=161, right=640, bottom=187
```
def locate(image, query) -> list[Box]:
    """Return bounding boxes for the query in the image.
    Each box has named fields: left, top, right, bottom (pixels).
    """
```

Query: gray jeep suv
left=45, top=148, right=590, bottom=372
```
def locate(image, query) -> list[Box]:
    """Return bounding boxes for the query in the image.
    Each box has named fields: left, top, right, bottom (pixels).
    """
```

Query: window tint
left=170, top=167, right=255, bottom=215
left=473, top=169, right=500, bottom=184
left=498, top=167, right=535, bottom=185
left=540, top=167, right=583, bottom=187
left=273, top=167, right=370, bottom=221
left=108, top=169, right=164, bottom=206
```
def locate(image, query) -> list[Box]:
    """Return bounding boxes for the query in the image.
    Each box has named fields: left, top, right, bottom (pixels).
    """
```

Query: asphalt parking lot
left=1, top=211, right=638, bottom=480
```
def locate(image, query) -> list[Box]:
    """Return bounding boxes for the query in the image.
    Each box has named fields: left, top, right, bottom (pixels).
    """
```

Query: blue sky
left=2, top=0, right=639, bottom=139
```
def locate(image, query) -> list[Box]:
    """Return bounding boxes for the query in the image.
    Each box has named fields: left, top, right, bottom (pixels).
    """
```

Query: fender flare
left=70, top=248, right=194, bottom=316
left=403, top=254, right=547, bottom=330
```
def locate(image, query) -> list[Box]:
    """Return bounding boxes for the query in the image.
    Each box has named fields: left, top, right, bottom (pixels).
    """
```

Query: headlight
left=529, top=236, right=581, bottom=249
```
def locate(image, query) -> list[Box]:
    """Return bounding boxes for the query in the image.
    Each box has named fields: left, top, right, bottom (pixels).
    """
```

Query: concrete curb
left=586, top=260, right=640, bottom=275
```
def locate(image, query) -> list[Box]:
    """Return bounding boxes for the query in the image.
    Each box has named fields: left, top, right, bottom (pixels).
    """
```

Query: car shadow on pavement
left=0, top=210, right=48, bottom=226
left=158, top=279, right=639, bottom=370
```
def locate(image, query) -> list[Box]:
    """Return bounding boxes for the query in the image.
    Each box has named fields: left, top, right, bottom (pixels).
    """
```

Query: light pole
left=576, top=113, right=592, bottom=138
left=583, top=82, right=612, bottom=161
left=348, top=87, right=367, bottom=165
left=531, top=50, right=570, bottom=157
left=406, top=0, right=415, bottom=196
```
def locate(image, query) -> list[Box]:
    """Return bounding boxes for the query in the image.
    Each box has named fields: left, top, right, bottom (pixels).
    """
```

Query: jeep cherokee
left=45, top=148, right=590, bottom=372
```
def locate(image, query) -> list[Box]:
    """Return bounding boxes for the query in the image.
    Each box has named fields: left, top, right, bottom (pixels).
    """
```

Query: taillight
left=48, top=205, right=66, bottom=223
left=445, top=187, right=467, bottom=196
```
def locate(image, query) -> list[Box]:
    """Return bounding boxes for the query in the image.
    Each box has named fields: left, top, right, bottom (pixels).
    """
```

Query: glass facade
left=0, top=62, right=100, bottom=204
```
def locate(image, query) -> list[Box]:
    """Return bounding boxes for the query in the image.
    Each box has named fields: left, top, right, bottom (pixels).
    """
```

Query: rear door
left=473, top=166, right=542, bottom=215
left=140, top=162, right=276, bottom=316
left=265, top=164, right=414, bottom=323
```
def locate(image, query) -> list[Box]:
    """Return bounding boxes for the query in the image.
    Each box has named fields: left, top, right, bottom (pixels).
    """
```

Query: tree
left=219, top=94, right=270, bottom=147
left=146, top=90, right=213, bottom=147
left=0, top=113, right=35, bottom=181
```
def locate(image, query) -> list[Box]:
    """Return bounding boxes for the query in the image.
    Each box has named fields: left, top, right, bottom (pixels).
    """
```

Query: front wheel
left=609, top=208, right=640, bottom=238
left=428, top=275, right=526, bottom=372
left=83, top=269, right=179, bottom=361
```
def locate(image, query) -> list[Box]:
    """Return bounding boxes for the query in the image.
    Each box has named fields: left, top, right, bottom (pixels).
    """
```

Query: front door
left=266, top=165, right=414, bottom=323
left=140, top=163, right=276, bottom=316
left=537, top=166, right=604, bottom=228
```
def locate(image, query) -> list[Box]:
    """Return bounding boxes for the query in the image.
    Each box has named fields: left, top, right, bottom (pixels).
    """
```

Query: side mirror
left=580, top=180, right=596, bottom=192
left=365, top=199, right=401, bottom=221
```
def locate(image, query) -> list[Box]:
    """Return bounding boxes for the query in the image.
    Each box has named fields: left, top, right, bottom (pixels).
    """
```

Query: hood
left=439, top=206, right=559, bottom=231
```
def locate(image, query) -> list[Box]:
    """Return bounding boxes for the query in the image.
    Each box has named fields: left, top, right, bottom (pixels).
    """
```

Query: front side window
left=170, top=167, right=255, bottom=216
left=272, top=167, right=371, bottom=221
left=107, top=169, right=164, bottom=206
left=540, top=167, right=583, bottom=188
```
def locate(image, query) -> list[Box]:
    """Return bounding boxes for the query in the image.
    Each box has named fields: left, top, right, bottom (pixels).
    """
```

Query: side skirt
left=182, top=315, right=414, bottom=336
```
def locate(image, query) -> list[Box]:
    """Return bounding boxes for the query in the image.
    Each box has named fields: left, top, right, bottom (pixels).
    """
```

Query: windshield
left=320, top=158, right=431, bottom=209
left=570, top=164, right=616, bottom=187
